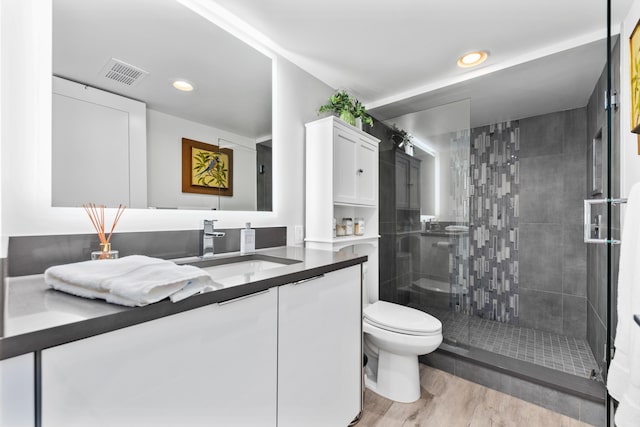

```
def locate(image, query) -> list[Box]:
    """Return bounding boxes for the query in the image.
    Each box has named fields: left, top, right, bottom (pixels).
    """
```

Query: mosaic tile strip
left=447, top=129, right=471, bottom=313
left=468, top=122, right=520, bottom=323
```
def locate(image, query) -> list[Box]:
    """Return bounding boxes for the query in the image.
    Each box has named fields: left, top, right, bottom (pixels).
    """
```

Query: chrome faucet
left=202, top=219, right=226, bottom=257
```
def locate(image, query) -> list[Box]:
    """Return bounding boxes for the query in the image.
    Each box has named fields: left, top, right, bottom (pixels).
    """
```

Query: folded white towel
left=445, top=225, right=469, bottom=232
left=607, top=182, right=640, bottom=426
left=45, top=255, right=215, bottom=307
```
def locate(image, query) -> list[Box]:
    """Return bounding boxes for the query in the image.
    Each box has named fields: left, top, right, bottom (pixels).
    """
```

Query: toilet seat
left=364, top=301, right=442, bottom=336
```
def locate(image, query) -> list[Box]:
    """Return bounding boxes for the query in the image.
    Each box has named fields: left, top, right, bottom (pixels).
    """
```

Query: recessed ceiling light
left=457, top=51, right=488, bottom=68
left=172, top=80, right=194, bottom=92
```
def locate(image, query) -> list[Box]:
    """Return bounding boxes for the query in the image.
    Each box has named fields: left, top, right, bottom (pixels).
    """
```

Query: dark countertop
left=0, top=246, right=367, bottom=360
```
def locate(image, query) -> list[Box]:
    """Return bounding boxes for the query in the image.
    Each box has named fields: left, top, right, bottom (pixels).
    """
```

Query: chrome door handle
left=218, top=289, right=270, bottom=305
left=292, top=274, right=324, bottom=285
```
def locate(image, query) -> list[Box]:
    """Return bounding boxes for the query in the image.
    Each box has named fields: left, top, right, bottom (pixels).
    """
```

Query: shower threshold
left=428, top=306, right=600, bottom=380
left=426, top=343, right=606, bottom=404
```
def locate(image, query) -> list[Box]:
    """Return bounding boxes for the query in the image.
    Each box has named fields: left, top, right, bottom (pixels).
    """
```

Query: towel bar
left=583, top=198, right=627, bottom=244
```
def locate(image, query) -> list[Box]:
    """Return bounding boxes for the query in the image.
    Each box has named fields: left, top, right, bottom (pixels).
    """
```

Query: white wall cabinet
left=52, top=76, right=147, bottom=208
left=41, top=288, right=278, bottom=427
left=0, top=353, right=34, bottom=427
left=332, top=126, right=378, bottom=206
left=305, top=117, right=380, bottom=245
left=277, top=265, right=361, bottom=427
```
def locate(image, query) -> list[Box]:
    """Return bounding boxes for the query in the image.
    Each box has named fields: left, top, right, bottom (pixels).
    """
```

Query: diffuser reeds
left=82, top=203, right=126, bottom=244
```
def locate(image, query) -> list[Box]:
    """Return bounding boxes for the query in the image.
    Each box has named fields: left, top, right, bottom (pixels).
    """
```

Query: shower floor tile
left=427, top=307, right=600, bottom=380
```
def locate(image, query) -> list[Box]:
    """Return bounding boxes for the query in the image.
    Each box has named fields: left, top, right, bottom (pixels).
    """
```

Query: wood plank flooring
left=358, top=365, right=594, bottom=427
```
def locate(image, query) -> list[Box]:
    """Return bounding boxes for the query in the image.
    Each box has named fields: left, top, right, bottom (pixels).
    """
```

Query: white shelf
left=333, top=202, right=377, bottom=208
left=305, top=235, right=379, bottom=252
left=305, top=235, right=380, bottom=244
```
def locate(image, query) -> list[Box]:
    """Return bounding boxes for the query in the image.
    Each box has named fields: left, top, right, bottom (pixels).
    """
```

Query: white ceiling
left=208, top=0, right=632, bottom=125
left=54, top=0, right=635, bottom=136
left=53, top=0, right=272, bottom=140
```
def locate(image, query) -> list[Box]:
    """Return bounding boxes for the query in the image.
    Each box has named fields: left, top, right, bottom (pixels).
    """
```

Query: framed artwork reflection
left=181, top=138, right=234, bottom=196
left=630, top=19, right=640, bottom=134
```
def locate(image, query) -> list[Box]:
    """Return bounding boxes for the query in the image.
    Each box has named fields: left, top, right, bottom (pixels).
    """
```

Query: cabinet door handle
left=357, top=169, right=364, bottom=175
left=292, top=274, right=325, bottom=285
left=218, top=289, right=270, bottom=305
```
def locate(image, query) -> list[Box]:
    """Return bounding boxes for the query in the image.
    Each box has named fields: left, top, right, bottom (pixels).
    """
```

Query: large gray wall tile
left=519, top=155, right=563, bottom=223
left=587, top=302, right=606, bottom=374
left=562, top=152, right=587, bottom=225
left=564, top=108, right=588, bottom=156
left=562, top=224, right=587, bottom=297
left=519, top=223, right=563, bottom=293
left=519, top=288, right=563, bottom=333
left=563, top=294, right=587, bottom=339
left=519, top=111, right=564, bottom=158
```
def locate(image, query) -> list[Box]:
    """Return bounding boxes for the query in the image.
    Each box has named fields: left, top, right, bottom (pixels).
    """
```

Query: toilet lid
left=364, top=301, right=442, bottom=336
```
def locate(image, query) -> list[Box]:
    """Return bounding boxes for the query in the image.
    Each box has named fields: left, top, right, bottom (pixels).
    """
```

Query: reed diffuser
left=83, top=203, right=126, bottom=260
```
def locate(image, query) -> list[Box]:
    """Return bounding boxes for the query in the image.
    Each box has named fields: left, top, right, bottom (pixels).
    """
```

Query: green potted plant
left=318, top=90, right=373, bottom=128
left=353, top=99, right=374, bottom=127
left=389, top=123, right=413, bottom=151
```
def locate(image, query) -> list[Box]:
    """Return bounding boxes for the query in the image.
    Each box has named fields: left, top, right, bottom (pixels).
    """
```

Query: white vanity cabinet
left=41, top=288, right=278, bottom=427
left=0, top=353, right=35, bottom=427
left=277, top=265, right=361, bottom=427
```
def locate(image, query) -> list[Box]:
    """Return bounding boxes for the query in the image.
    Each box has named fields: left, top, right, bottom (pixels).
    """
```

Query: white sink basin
left=201, top=259, right=287, bottom=279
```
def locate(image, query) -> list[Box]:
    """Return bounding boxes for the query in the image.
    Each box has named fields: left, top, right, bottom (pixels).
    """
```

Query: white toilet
left=363, top=301, right=442, bottom=403
left=360, top=263, right=443, bottom=403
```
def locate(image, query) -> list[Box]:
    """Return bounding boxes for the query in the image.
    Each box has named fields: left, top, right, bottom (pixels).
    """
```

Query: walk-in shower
left=368, top=35, right=620, bottom=397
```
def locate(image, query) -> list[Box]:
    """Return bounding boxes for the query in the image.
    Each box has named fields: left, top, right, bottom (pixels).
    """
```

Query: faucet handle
left=204, top=219, right=218, bottom=234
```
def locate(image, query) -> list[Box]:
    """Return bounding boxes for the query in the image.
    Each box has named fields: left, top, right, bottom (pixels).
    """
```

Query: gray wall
left=517, top=107, right=589, bottom=338
left=367, top=119, right=422, bottom=306
left=586, top=38, right=621, bottom=376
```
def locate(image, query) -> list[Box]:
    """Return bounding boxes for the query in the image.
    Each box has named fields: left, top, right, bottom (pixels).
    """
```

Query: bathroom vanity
left=0, top=247, right=365, bottom=427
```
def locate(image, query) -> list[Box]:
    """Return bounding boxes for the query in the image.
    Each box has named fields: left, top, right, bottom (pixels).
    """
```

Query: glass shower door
left=382, top=99, right=471, bottom=348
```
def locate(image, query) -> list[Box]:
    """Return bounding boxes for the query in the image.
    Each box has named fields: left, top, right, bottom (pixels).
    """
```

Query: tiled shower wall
left=517, top=108, right=588, bottom=339
left=466, top=112, right=588, bottom=338
left=468, top=122, right=520, bottom=323
left=586, top=38, right=620, bottom=375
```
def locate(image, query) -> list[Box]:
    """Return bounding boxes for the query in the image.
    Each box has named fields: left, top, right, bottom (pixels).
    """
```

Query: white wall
left=621, top=0, right=640, bottom=210
left=147, top=109, right=257, bottom=211
left=0, top=0, right=334, bottom=256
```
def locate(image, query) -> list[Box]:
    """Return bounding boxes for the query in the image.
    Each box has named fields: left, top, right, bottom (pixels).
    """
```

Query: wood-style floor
left=358, top=365, right=593, bottom=427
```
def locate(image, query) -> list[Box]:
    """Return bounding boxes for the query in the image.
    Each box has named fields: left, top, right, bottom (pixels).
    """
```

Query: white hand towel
left=607, top=182, right=640, bottom=426
left=445, top=225, right=469, bottom=232
left=45, top=255, right=215, bottom=307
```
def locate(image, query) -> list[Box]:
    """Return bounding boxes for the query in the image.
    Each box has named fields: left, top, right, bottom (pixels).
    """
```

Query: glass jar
left=354, top=217, right=365, bottom=235
left=333, top=217, right=337, bottom=237
left=336, top=224, right=346, bottom=236
left=342, top=217, right=353, bottom=235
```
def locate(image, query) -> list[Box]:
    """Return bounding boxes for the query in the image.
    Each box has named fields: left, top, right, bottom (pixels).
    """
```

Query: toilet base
left=365, top=348, right=421, bottom=403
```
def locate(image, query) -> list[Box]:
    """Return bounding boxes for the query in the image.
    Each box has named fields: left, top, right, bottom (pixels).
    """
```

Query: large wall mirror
left=52, top=0, right=273, bottom=211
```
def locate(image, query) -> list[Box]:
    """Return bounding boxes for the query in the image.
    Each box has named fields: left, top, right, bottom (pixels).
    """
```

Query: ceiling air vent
left=100, top=58, right=149, bottom=87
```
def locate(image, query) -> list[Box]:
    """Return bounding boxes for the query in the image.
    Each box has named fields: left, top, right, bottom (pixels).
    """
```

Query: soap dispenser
left=240, top=222, right=255, bottom=254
